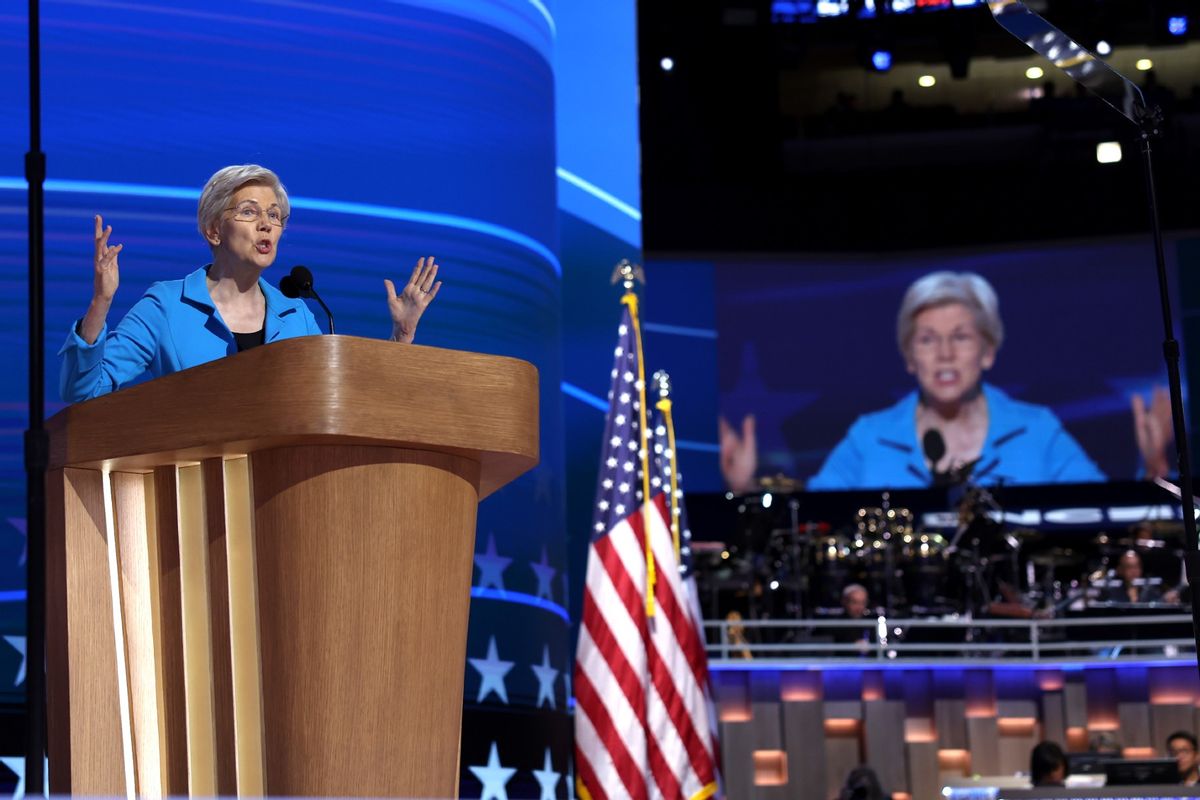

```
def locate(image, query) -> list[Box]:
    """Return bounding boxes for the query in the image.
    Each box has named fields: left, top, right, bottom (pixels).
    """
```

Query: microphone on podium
left=923, top=428, right=948, bottom=486
left=280, top=265, right=335, bottom=334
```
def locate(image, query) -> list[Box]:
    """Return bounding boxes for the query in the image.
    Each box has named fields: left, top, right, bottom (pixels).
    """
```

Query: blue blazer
left=807, top=383, right=1105, bottom=490
left=60, top=265, right=322, bottom=402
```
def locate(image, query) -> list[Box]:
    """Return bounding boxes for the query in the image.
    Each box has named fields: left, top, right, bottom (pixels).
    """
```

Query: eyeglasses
left=225, top=201, right=287, bottom=227
left=911, top=330, right=982, bottom=353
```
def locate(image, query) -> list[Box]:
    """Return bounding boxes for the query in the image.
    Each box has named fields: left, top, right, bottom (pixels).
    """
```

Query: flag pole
left=611, top=260, right=656, bottom=617
left=652, top=370, right=682, bottom=560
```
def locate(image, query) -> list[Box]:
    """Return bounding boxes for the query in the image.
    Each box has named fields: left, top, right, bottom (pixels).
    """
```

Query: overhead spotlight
left=918, top=74, right=936, bottom=88
left=1136, top=58, right=1154, bottom=71
left=1026, top=66, right=1044, bottom=79
left=1168, top=16, right=1188, bottom=36
left=871, top=50, right=893, bottom=71
left=1096, top=141, right=1122, bottom=163
left=660, top=57, right=675, bottom=72
left=1095, top=40, right=1112, bottom=55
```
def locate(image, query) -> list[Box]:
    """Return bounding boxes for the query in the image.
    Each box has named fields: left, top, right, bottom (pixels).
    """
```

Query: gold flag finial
left=610, top=259, right=645, bottom=293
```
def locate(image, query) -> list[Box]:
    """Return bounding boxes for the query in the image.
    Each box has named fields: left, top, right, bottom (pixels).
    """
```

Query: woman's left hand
left=385, top=256, right=442, bottom=344
left=1132, top=386, right=1173, bottom=480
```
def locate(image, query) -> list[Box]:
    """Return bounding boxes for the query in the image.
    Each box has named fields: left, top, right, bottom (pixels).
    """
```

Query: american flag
left=574, top=298, right=720, bottom=800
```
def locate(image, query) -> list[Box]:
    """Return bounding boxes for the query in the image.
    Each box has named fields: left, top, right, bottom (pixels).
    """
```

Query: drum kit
left=694, top=486, right=1188, bottom=622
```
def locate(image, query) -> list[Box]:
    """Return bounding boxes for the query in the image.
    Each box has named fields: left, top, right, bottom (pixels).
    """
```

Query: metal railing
left=703, top=614, right=1197, bottom=665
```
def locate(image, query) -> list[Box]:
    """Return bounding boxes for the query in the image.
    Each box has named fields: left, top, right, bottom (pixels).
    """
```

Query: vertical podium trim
left=101, top=470, right=137, bottom=799
left=224, top=457, right=266, bottom=795
left=175, top=465, right=218, bottom=795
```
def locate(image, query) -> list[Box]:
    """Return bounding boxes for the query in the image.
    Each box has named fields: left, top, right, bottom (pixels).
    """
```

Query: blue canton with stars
left=648, top=402, right=696, bottom=583
left=592, top=305, right=646, bottom=540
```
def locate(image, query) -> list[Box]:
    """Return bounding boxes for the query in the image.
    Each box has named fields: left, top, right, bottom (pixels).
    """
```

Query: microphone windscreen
left=922, top=428, right=946, bottom=464
left=290, top=265, right=314, bottom=290
left=279, top=274, right=300, bottom=298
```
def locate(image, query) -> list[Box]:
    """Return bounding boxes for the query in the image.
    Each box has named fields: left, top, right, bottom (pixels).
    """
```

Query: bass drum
left=811, top=534, right=852, bottom=610
left=899, top=531, right=949, bottom=612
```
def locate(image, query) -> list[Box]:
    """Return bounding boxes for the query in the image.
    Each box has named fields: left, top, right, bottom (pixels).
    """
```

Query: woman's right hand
left=93, top=215, right=122, bottom=303
left=719, top=414, right=758, bottom=494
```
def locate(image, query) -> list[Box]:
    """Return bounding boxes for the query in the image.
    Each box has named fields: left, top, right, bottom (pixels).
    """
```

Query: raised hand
left=78, top=215, right=123, bottom=345
left=718, top=414, right=758, bottom=493
left=1132, top=386, right=1174, bottom=480
left=93, top=214, right=122, bottom=303
left=384, top=256, right=442, bottom=344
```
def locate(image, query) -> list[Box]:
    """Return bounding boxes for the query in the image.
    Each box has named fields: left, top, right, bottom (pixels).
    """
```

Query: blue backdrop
left=0, top=1, right=642, bottom=797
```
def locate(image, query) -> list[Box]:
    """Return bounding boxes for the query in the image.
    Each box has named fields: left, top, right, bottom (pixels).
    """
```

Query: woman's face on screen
left=905, top=302, right=995, bottom=408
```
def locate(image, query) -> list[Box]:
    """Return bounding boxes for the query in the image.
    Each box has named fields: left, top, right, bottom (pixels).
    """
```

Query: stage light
left=660, top=57, right=675, bottom=71
left=1168, top=16, right=1188, bottom=36
left=1136, top=58, right=1154, bottom=71
left=871, top=50, right=893, bottom=71
left=1096, top=141, right=1122, bottom=163
left=918, top=74, right=936, bottom=87
left=1025, top=66, right=1044, bottom=79
left=1095, top=40, right=1112, bottom=55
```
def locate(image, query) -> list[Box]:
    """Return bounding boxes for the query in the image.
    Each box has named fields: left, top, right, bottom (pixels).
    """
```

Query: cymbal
left=1029, top=548, right=1085, bottom=567
left=1010, top=527, right=1043, bottom=541
left=758, top=473, right=804, bottom=492
left=1127, top=520, right=1185, bottom=536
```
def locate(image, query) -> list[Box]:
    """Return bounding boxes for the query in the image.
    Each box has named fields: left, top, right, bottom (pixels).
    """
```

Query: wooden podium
left=44, top=336, right=539, bottom=798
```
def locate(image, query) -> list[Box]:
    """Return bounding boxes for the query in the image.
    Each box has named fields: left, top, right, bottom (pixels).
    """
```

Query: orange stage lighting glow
left=1036, top=671, right=1064, bottom=692
left=1123, top=747, right=1157, bottom=759
left=905, top=719, right=936, bottom=743
left=997, top=718, right=1038, bottom=736
left=719, top=705, right=752, bottom=723
left=825, top=719, right=860, bottom=736
left=753, top=750, right=788, bottom=786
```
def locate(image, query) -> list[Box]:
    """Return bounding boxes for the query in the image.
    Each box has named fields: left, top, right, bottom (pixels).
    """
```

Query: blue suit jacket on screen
left=807, top=383, right=1106, bottom=490
left=59, top=265, right=321, bottom=403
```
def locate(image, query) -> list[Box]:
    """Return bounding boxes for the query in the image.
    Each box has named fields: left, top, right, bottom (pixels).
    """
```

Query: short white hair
left=196, top=164, right=289, bottom=239
left=896, top=271, right=1004, bottom=355
left=842, top=583, right=867, bottom=601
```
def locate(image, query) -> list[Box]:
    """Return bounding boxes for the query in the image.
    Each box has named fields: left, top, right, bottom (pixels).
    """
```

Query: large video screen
left=716, top=238, right=1183, bottom=491
left=772, top=0, right=987, bottom=24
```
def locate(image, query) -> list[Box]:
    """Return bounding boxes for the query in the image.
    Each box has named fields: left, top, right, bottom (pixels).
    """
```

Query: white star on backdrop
left=1, top=755, right=46, bottom=799
left=530, top=547, right=556, bottom=602
left=532, top=747, right=561, bottom=800
left=530, top=645, right=559, bottom=709
left=474, top=533, right=512, bottom=591
left=6, top=518, right=25, bottom=567
left=3, top=637, right=25, bottom=687
left=468, top=742, right=516, bottom=800
left=468, top=636, right=514, bottom=704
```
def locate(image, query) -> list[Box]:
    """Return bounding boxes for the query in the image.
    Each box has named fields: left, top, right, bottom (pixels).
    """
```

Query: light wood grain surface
left=45, top=468, right=126, bottom=794
left=46, top=337, right=536, bottom=797
left=252, top=445, right=480, bottom=797
left=47, top=336, right=539, bottom=497
left=112, top=471, right=166, bottom=798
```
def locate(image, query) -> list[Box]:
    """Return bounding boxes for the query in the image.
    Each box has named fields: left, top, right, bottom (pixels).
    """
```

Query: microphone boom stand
left=24, top=0, right=48, bottom=792
left=986, top=0, right=1200, bottom=677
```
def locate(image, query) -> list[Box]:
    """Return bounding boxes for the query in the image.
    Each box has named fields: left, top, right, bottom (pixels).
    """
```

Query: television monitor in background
left=715, top=237, right=1184, bottom=492
left=772, top=0, right=986, bottom=23
left=1105, top=759, right=1183, bottom=787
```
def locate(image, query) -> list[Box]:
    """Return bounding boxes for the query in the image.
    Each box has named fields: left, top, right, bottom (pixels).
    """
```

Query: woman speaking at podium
left=806, top=271, right=1104, bottom=489
left=59, top=164, right=441, bottom=403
